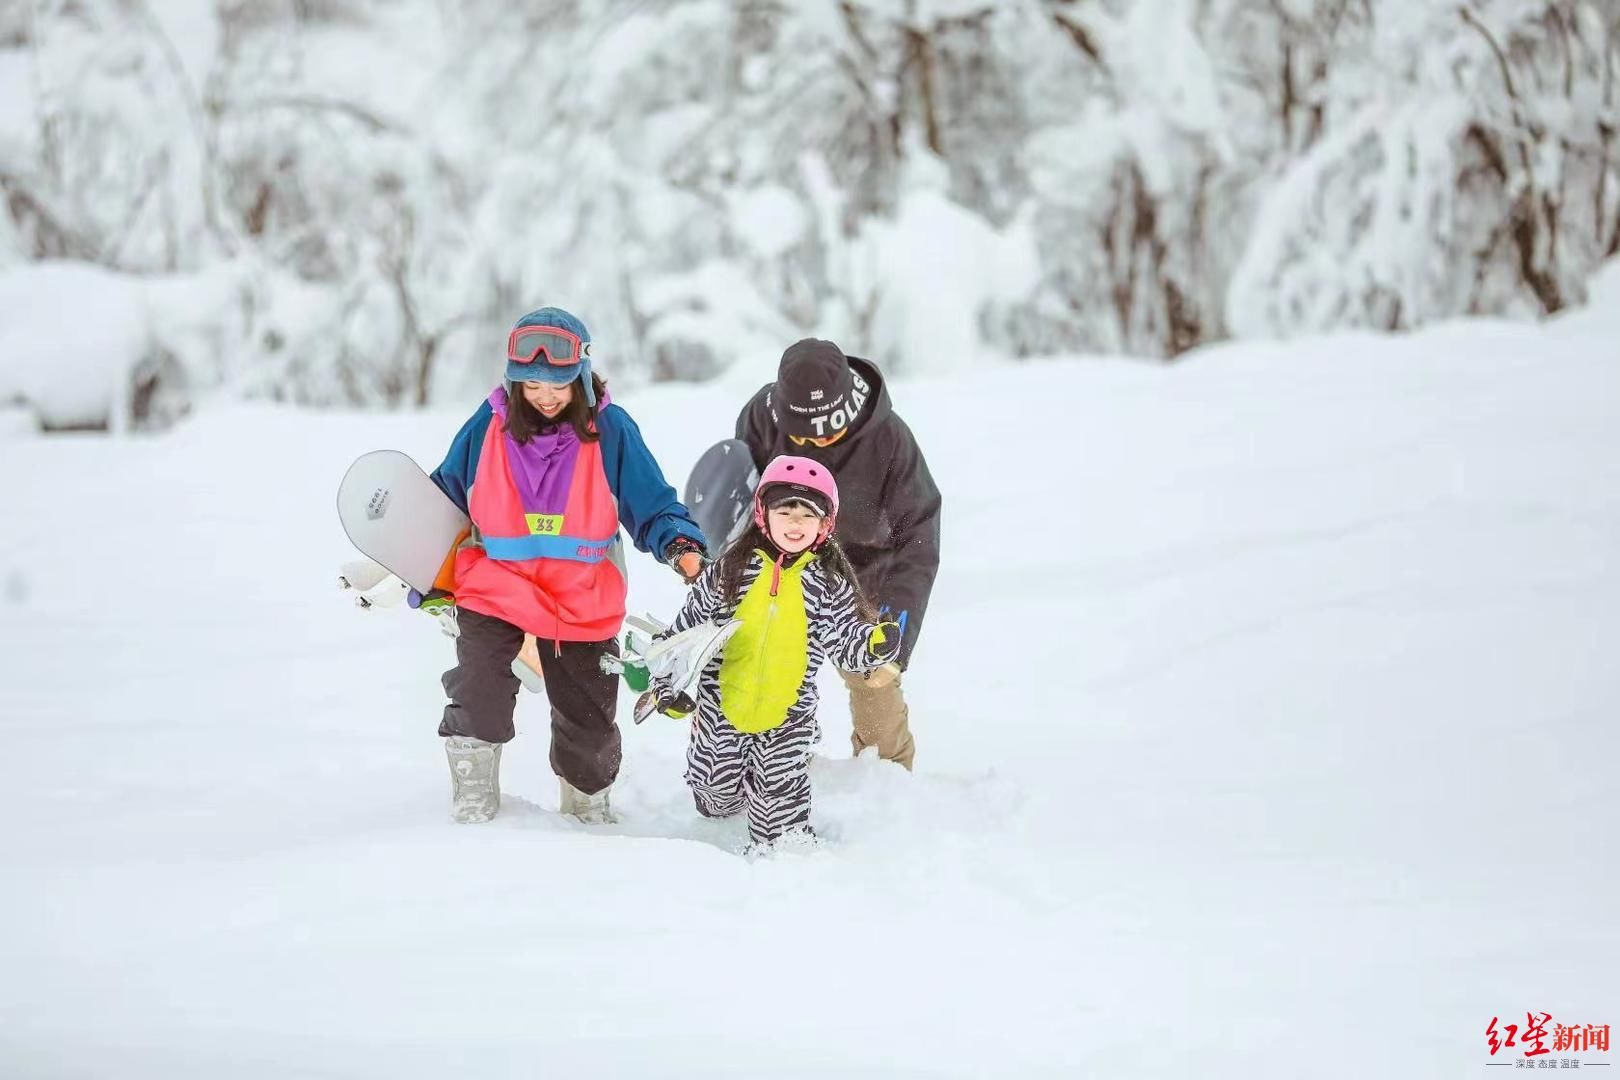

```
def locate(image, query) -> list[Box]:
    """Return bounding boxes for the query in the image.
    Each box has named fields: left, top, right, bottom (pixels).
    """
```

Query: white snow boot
left=559, top=778, right=617, bottom=824
left=445, top=736, right=502, bottom=824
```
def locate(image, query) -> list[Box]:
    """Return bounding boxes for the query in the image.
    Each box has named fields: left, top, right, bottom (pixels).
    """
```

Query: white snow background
left=2, top=279, right=1618, bottom=1075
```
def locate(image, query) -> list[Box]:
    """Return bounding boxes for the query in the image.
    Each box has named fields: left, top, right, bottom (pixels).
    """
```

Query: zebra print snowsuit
left=666, top=548, right=888, bottom=845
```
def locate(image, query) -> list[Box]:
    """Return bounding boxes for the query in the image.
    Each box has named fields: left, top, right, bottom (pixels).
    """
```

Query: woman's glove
left=664, top=537, right=706, bottom=583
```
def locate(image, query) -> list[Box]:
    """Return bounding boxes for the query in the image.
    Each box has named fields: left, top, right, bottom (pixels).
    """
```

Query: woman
left=429, top=307, right=705, bottom=824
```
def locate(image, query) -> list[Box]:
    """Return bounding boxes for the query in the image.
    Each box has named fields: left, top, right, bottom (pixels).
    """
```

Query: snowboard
left=601, top=614, right=743, bottom=724
left=683, top=438, right=758, bottom=552
left=337, top=557, right=413, bottom=609
left=337, top=450, right=469, bottom=596
left=337, top=451, right=553, bottom=697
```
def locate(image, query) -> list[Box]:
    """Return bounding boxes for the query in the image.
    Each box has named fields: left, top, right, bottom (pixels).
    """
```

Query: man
left=736, top=338, right=941, bottom=770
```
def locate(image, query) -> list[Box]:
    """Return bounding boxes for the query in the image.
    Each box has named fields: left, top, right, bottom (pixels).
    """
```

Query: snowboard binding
left=338, top=558, right=411, bottom=609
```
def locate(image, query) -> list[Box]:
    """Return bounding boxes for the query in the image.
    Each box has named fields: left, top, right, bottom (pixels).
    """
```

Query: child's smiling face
left=766, top=502, right=823, bottom=553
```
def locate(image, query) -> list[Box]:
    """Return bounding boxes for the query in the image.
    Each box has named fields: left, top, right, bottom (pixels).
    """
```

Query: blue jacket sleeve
left=598, top=404, right=707, bottom=558
left=429, top=401, right=493, bottom=515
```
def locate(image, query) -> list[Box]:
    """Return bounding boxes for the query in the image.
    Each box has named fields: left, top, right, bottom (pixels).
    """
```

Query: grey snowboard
left=683, top=438, right=758, bottom=551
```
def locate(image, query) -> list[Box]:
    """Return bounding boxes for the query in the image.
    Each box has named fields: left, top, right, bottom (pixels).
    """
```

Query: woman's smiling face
left=521, top=380, right=573, bottom=418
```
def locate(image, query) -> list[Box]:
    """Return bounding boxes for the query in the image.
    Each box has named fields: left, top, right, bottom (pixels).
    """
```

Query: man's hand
left=863, top=661, right=901, bottom=689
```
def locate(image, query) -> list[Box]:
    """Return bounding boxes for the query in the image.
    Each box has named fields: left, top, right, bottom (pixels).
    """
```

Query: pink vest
left=452, top=402, right=626, bottom=643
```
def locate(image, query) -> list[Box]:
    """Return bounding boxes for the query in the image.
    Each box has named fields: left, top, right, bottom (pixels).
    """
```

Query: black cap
left=761, top=482, right=831, bottom=519
left=770, top=338, right=859, bottom=440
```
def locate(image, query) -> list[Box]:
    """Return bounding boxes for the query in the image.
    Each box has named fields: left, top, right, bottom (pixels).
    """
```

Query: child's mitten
left=867, top=621, right=902, bottom=664
left=661, top=689, right=697, bottom=718
left=641, top=676, right=695, bottom=721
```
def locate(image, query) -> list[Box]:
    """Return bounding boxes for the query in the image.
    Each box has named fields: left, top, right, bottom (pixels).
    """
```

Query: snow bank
left=0, top=261, right=147, bottom=430
left=1, top=316, right=1614, bottom=1075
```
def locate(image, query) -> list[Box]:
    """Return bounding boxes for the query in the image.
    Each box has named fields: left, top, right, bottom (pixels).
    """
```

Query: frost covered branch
left=2, top=0, right=1617, bottom=429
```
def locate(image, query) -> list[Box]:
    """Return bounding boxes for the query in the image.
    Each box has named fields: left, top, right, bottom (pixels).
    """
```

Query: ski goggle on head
left=506, top=325, right=590, bottom=368
left=787, top=429, right=850, bottom=449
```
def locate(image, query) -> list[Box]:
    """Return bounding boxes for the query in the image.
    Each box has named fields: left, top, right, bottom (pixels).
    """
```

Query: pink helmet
left=752, top=455, right=840, bottom=543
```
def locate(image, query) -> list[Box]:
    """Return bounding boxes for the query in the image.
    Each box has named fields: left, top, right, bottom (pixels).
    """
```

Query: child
left=649, top=455, right=901, bottom=850
left=429, top=306, right=705, bottom=825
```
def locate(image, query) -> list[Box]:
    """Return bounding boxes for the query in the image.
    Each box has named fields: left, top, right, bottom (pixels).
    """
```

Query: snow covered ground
left=2, top=314, right=1617, bottom=1077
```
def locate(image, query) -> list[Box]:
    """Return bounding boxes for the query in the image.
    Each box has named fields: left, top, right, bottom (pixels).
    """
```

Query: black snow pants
left=439, top=607, right=622, bottom=795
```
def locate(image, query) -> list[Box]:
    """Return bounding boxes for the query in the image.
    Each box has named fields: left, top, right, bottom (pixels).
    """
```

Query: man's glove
left=664, top=537, right=706, bottom=583
left=863, top=662, right=901, bottom=689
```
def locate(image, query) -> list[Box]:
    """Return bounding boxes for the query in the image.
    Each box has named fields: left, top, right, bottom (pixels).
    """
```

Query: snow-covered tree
left=1228, top=0, right=1620, bottom=335
left=0, top=0, right=1615, bottom=429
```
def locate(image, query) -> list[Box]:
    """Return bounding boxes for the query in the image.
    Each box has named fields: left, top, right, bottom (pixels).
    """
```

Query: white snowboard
left=337, top=450, right=469, bottom=594
left=612, top=615, right=744, bottom=724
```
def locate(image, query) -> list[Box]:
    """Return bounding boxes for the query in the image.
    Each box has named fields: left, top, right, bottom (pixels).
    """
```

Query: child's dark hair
left=712, top=521, right=878, bottom=621
left=504, top=373, right=608, bottom=444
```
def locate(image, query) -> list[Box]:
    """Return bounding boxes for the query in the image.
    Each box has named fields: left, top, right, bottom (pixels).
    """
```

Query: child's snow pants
left=685, top=702, right=818, bottom=846
left=439, top=607, right=622, bottom=795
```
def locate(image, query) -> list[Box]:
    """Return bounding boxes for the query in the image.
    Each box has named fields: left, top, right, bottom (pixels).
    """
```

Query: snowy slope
left=1, top=320, right=1617, bottom=1077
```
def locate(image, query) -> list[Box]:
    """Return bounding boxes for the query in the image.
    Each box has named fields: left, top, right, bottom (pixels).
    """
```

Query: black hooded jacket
left=736, top=356, right=941, bottom=666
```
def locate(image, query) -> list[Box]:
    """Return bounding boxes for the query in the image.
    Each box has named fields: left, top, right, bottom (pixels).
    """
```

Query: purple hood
left=489, top=385, right=611, bottom=515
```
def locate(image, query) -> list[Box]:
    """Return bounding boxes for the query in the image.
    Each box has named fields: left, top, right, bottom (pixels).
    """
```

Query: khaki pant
left=840, top=668, right=915, bottom=771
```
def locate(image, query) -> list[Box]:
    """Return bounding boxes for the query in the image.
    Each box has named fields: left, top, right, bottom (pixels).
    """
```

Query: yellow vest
left=718, top=550, right=815, bottom=733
